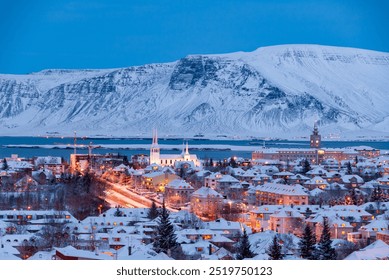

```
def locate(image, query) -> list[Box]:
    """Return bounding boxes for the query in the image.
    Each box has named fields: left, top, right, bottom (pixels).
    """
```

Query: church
left=149, top=129, right=201, bottom=168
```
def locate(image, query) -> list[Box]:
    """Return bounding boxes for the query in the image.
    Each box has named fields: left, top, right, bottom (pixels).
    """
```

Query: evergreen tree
left=147, top=201, right=160, bottom=220
left=153, top=200, right=177, bottom=255
left=298, top=224, right=317, bottom=259
left=209, top=158, right=214, bottom=167
left=114, top=207, right=123, bottom=217
left=1, top=158, right=8, bottom=170
left=347, top=189, right=359, bottom=205
left=371, top=186, right=383, bottom=202
left=229, top=157, right=238, bottom=168
left=316, top=217, right=337, bottom=260
left=302, top=159, right=311, bottom=174
left=267, top=235, right=283, bottom=260
left=346, top=161, right=352, bottom=175
left=236, top=229, right=255, bottom=260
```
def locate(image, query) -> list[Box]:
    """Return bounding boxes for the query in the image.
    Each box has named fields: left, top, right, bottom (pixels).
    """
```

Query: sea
left=0, top=136, right=389, bottom=162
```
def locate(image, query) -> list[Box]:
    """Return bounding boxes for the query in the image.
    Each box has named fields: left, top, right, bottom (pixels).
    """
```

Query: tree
left=236, top=228, right=255, bottom=260
left=302, top=159, right=311, bottom=174
left=1, top=158, right=8, bottom=170
left=147, top=201, right=160, bottom=220
left=346, top=161, right=352, bottom=175
left=346, top=189, right=359, bottom=205
left=267, top=235, right=283, bottom=260
left=298, top=224, right=317, bottom=259
left=153, top=200, right=177, bottom=256
left=229, top=157, right=238, bottom=168
left=371, top=186, right=383, bottom=202
left=316, top=217, right=337, bottom=260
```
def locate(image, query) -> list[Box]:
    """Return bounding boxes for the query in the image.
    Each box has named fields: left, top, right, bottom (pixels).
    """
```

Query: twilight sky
left=0, top=0, right=388, bottom=74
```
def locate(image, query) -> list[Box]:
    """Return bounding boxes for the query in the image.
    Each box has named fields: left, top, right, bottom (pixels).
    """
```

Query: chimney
left=208, top=244, right=212, bottom=255
left=128, top=246, right=132, bottom=256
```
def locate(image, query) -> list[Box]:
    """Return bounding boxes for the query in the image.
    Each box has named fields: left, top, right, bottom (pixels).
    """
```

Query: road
left=99, top=178, right=178, bottom=212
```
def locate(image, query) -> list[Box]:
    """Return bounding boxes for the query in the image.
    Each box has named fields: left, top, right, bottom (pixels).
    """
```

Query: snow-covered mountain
left=0, top=44, right=388, bottom=138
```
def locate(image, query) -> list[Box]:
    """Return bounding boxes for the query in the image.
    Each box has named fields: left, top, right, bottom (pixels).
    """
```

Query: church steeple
left=150, top=129, right=160, bottom=164
left=310, top=121, right=321, bottom=148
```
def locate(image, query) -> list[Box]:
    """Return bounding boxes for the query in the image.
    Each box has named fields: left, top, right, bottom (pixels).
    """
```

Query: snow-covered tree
left=267, top=235, right=283, bottom=260
left=298, top=224, right=317, bottom=259
left=147, top=201, right=159, bottom=220
left=153, top=200, right=177, bottom=256
left=316, top=217, right=337, bottom=260
left=302, top=159, right=311, bottom=174
left=236, top=229, right=255, bottom=260
left=1, top=158, right=8, bottom=170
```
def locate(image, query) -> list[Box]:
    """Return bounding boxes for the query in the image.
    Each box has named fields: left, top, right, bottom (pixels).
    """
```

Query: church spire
left=152, top=128, right=158, bottom=146
left=150, top=128, right=160, bottom=164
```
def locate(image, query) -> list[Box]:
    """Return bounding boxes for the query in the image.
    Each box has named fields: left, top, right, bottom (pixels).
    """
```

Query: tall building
left=310, top=122, right=321, bottom=148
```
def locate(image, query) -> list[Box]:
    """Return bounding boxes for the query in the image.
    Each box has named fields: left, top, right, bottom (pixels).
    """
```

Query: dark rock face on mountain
left=0, top=45, right=388, bottom=137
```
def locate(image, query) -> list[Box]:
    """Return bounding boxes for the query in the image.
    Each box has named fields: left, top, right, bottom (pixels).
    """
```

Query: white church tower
left=183, top=141, right=191, bottom=161
left=150, top=128, right=160, bottom=164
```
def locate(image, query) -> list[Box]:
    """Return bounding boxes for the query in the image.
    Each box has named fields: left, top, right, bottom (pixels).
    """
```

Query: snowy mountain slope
left=0, top=44, right=388, bottom=138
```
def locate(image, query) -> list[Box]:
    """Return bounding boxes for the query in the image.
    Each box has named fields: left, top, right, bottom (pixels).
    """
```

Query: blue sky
left=0, top=0, right=388, bottom=74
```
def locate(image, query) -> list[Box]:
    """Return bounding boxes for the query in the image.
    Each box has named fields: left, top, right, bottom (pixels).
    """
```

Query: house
left=324, top=171, right=343, bottom=183
left=341, top=175, right=364, bottom=188
left=33, top=156, right=66, bottom=176
left=273, top=171, right=294, bottom=182
left=204, top=172, right=222, bottom=189
left=344, top=240, right=389, bottom=260
left=303, top=176, right=329, bottom=190
left=251, top=183, right=309, bottom=206
left=252, top=174, right=271, bottom=185
left=203, top=218, right=245, bottom=240
left=54, top=245, right=113, bottom=260
left=288, top=174, right=310, bottom=185
left=190, top=187, right=223, bottom=221
left=348, top=219, right=389, bottom=245
left=268, top=207, right=305, bottom=235
left=164, top=179, right=194, bottom=208
left=181, top=240, right=218, bottom=259
left=216, top=175, right=240, bottom=197
left=307, top=215, right=353, bottom=240
left=377, top=175, right=389, bottom=186
left=141, top=171, right=180, bottom=192
left=306, top=167, right=327, bottom=178
left=377, top=230, right=389, bottom=245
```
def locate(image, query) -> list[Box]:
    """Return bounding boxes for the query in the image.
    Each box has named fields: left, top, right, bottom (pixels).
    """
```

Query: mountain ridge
left=0, top=44, right=388, bottom=138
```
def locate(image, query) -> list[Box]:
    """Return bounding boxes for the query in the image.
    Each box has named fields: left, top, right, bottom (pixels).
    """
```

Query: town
left=0, top=125, right=389, bottom=260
